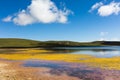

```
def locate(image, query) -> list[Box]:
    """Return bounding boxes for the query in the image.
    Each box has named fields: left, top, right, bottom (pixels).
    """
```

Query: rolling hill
left=0, top=38, right=41, bottom=48
left=0, top=38, right=120, bottom=48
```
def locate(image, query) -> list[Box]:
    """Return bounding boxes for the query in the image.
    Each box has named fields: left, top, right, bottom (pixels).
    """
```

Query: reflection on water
left=0, top=46, right=120, bottom=58
left=50, top=46, right=120, bottom=57
left=24, top=60, right=67, bottom=68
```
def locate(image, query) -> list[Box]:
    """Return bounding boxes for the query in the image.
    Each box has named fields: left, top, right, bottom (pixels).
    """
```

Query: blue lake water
left=0, top=46, right=120, bottom=58
left=52, top=46, right=120, bottom=58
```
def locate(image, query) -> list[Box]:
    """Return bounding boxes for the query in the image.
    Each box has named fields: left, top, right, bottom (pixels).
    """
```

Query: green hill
left=0, top=38, right=120, bottom=48
left=0, top=38, right=41, bottom=48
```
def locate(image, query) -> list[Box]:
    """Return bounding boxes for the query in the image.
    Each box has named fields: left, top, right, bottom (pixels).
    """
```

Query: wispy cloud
left=89, top=2, right=103, bottom=12
left=90, top=1, right=120, bottom=16
left=2, top=16, right=12, bottom=22
left=2, top=0, right=72, bottom=26
left=100, top=32, right=108, bottom=36
left=99, top=32, right=108, bottom=41
left=99, top=32, right=120, bottom=41
left=109, top=38, right=120, bottom=41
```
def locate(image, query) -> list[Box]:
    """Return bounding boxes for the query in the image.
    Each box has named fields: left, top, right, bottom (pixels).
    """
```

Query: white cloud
left=90, top=1, right=120, bottom=16
left=13, top=10, right=35, bottom=26
left=109, top=38, right=120, bottom=41
left=99, top=32, right=108, bottom=41
left=99, top=37, right=120, bottom=41
left=99, top=32, right=120, bottom=41
left=98, top=2, right=120, bottom=16
left=2, top=16, right=12, bottom=22
left=2, top=0, right=72, bottom=26
left=89, top=2, right=103, bottom=12
left=99, top=37, right=106, bottom=41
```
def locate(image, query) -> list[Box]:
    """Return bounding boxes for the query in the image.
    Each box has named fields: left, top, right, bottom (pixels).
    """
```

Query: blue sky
left=0, top=0, right=120, bottom=42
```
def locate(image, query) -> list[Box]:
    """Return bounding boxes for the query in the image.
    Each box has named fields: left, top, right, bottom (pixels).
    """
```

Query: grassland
left=0, top=49, right=120, bottom=70
left=0, top=38, right=40, bottom=48
left=0, top=38, right=120, bottom=48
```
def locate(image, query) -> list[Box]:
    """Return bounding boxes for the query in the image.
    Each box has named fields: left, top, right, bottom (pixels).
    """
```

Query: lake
left=48, top=46, right=120, bottom=58
left=0, top=46, right=120, bottom=58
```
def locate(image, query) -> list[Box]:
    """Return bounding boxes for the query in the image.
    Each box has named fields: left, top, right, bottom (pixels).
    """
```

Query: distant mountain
left=0, top=38, right=120, bottom=48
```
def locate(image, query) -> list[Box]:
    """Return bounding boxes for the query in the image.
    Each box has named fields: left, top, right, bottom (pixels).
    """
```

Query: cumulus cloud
left=2, top=0, right=72, bottom=26
left=90, top=1, right=120, bottom=16
left=13, top=10, right=35, bottom=25
left=98, top=2, right=120, bottom=16
left=2, top=16, right=12, bottom=22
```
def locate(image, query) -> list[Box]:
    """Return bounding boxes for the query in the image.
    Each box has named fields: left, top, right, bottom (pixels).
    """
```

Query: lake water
left=0, top=46, right=120, bottom=58
left=51, top=46, right=120, bottom=58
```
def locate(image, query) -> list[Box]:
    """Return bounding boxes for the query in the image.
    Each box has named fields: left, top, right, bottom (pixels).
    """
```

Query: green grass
left=0, top=38, right=40, bottom=48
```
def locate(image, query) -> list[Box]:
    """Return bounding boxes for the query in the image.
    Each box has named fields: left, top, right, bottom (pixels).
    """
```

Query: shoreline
left=0, top=45, right=117, bottom=50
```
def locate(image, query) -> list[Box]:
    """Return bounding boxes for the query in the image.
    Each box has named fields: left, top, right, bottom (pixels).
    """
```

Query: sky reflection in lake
left=52, top=46, right=120, bottom=58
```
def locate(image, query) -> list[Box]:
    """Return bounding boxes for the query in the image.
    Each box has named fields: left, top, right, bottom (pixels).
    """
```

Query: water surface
left=51, top=46, right=120, bottom=57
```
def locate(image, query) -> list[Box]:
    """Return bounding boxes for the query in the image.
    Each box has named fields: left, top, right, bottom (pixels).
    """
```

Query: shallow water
left=23, top=60, right=101, bottom=79
left=23, top=60, right=120, bottom=80
left=24, top=60, right=67, bottom=68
